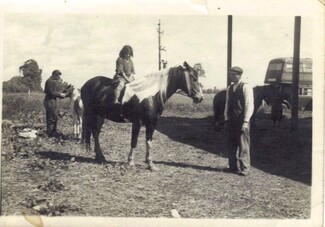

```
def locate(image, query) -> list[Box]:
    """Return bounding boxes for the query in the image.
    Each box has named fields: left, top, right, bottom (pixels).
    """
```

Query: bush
left=3, top=77, right=30, bottom=93
left=2, top=93, right=45, bottom=124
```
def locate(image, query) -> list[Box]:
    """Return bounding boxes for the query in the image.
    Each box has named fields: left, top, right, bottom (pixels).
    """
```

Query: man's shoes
left=223, top=168, right=249, bottom=176
left=237, top=171, right=250, bottom=176
left=47, top=131, right=60, bottom=138
left=222, top=168, right=240, bottom=174
left=48, top=131, right=67, bottom=140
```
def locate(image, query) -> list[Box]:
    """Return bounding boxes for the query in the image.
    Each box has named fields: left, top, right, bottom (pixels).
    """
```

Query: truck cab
left=264, top=58, right=312, bottom=109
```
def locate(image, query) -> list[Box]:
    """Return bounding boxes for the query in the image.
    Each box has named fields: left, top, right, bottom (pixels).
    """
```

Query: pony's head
left=64, top=84, right=77, bottom=99
left=181, top=61, right=204, bottom=103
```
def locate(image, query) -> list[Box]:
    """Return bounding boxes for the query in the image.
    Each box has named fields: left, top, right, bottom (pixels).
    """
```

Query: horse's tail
left=80, top=108, right=92, bottom=146
left=80, top=114, right=86, bottom=144
left=80, top=85, right=89, bottom=145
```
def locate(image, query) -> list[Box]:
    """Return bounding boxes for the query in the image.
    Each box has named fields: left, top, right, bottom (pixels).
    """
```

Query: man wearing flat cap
left=44, top=70, right=69, bottom=138
left=224, top=66, right=254, bottom=176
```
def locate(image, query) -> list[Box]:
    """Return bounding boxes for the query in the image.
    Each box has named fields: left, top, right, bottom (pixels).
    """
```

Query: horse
left=267, top=86, right=291, bottom=127
left=65, top=85, right=84, bottom=140
left=81, top=61, right=204, bottom=170
left=213, top=85, right=275, bottom=130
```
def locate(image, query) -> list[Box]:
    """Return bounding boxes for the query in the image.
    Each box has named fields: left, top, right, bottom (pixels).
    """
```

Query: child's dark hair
left=119, top=45, right=134, bottom=58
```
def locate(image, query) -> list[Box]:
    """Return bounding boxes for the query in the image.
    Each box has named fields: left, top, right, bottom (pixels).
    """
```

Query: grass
left=1, top=92, right=312, bottom=219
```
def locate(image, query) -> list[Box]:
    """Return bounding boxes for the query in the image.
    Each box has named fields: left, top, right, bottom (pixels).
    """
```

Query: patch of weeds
left=21, top=196, right=83, bottom=216
left=101, top=163, right=128, bottom=177
left=27, top=157, right=49, bottom=171
left=37, top=177, right=65, bottom=192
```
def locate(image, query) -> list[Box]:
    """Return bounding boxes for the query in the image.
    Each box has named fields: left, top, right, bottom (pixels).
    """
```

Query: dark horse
left=213, top=85, right=275, bottom=130
left=81, top=62, right=204, bottom=170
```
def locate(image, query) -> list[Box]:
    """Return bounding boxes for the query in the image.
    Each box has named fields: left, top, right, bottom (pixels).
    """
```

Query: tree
left=193, top=63, right=206, bottom=90
left=193, top=63, right=206, bottom=78
left=19, top=59, right=43, bottom=92
left=3, top=76, right=29, bottom=93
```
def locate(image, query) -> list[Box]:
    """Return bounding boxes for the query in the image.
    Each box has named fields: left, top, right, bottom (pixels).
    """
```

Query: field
left=1, top=92, right=312, bottom=219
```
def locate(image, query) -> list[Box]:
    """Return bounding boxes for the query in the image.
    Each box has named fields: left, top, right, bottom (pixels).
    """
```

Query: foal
left=66, top=86, right=84, bottom=140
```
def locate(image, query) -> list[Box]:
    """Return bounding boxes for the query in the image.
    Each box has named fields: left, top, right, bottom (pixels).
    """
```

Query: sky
left=2, top=12, right=314, bottom=90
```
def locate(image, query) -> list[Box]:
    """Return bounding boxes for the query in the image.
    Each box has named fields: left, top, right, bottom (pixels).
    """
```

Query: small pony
left=65, top=85, right=84, bottom=140
left=213, top=85, right=275, bottom=130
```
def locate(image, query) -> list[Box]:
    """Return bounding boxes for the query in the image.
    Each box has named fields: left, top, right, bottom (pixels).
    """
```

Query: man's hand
left=59, top=93, right=66, bottom=98
left=241, top=121, right=249, bottom=131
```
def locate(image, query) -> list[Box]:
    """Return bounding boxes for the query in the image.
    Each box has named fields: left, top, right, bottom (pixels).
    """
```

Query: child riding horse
left=81, top=62, right=204, bottom=171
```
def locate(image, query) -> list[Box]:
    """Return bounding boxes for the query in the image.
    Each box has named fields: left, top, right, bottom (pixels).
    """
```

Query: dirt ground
left=1, top=94, right=312, bottom=219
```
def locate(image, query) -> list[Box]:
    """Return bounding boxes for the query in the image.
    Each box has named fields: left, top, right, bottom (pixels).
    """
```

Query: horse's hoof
left=148, top=165, right=159, bottom=172
left=127, top=161, right=135, bottom=168
left=95, top=155, right=106, bottom=164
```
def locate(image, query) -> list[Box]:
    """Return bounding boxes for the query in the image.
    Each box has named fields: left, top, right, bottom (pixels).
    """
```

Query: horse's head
left=181, top=61, right=204, bottom=103
left=63, top=84, right=75, bottom=98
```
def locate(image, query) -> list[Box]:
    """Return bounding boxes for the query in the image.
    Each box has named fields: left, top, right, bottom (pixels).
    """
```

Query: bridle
left=182, top=69, right=200, bottom=98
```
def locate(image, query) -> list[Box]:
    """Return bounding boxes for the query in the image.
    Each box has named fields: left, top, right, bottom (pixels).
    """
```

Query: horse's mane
left=122, top=66, right=181, bottom=103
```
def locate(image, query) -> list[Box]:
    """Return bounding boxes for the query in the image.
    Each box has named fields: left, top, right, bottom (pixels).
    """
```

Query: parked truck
left=264, top=57, right=312, bottom=110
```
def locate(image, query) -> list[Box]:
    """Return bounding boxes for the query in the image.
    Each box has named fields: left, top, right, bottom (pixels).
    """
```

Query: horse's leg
left=128, top=120, right=141, bottom=167
left=73, top=114, right=78, bottom=138
left=80, top=109, right=86, bottom=143
left=145, top=122, right=159, bottom=171
left=78, top=114, right=82, bottom=140
left=92, top=116, right=106, bottom=163
left=83, top=110, right=92, bottom=151
left=74, top=111, right=80, bottom=139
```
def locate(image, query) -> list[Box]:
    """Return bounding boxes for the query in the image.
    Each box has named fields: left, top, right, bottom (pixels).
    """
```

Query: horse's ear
left=183, top=61, right=190, bottom=69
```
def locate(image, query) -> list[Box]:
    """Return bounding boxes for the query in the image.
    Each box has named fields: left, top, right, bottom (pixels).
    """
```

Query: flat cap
left=52, top=70, right=62, bottom=76
left=229, top=66, right=243, bottom=74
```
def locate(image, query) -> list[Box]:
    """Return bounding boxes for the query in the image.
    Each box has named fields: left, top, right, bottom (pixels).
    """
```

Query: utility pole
left=291, top=16, right=301, bottom=130
left=157, top=19, right=166, bottom=70
left=227, top=15, right=233, bottom=86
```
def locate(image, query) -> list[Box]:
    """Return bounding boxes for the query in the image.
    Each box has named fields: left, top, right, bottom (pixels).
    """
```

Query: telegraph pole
left=227, top=15, right=233, bottom=86
left=291, top=16, right=301, bottom=130
left=157, top=19, right=166, bottom=70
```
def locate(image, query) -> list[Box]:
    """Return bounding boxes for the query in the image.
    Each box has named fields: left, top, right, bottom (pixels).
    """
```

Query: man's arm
left=224, top=88, right=230, bottom=121
left=243, top=84, right=254, bottom=122
left=47, top=80, right=66, bottom=98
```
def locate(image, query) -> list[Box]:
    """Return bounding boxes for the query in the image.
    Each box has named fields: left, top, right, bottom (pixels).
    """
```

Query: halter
left=184, top=70, right=192, bottom=97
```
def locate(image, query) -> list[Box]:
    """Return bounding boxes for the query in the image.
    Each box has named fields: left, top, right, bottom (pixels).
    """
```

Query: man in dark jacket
left=44, top=70, right=68, bottom=138
left=224, top=66, right=254, bottom=176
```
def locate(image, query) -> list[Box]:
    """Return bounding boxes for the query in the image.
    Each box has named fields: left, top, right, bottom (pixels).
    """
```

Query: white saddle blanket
left=122, top=67, right=170, bottom=103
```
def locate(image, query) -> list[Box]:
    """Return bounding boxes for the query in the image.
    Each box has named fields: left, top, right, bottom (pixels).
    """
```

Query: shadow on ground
left=37, top=150, right=125, bottom=166
left=156, top=115, right=312, bottom=185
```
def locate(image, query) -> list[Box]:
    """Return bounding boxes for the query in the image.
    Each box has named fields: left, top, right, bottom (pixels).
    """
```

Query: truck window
left=284, top=63, right=293, bottom=72
left=268, top=63, right=283, bottom=71
left=284, top=62, right=312, bottom=73
left=300, top=63, right=312, bottom=72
